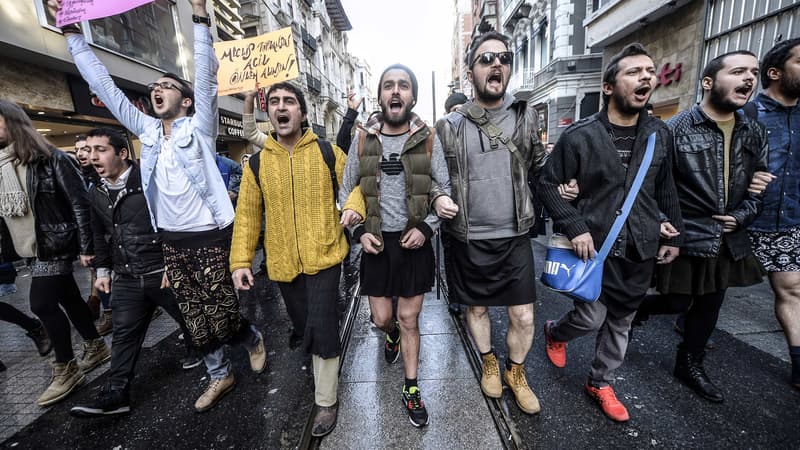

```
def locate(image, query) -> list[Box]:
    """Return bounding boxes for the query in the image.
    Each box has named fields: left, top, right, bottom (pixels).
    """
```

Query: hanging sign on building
left=219, top=115, right=244, bottom=138
left=214, top=27, right=299, bottom=96
left=56, top=0, right=154, bottom=27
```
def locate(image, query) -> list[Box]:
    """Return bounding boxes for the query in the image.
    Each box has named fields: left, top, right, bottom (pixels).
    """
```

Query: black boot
left=674, top=347, right=724, bottom=403
left=26, top=320, right=53, bottom=357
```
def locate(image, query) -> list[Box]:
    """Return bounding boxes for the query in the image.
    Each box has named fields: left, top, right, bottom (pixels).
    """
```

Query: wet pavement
left=1, top=237, right=799, bottom=449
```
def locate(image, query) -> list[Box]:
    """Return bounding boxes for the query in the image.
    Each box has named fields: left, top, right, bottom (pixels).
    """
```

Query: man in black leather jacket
left=539, top=44, right=683, bottom=422
left=636, top=51, right=770, bottom=403
left=70, top=128, right=199, bottom=418
left=0, top=100, right=108, bottom=407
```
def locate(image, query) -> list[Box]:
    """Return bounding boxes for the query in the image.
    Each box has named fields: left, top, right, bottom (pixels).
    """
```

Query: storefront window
left=37, top=0, right=183, bottom=75
left=88, top=0, right=183, bottom=75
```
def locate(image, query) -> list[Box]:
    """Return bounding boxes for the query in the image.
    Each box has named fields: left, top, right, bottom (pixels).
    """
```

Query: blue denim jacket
left=748, top=93, right=800, bottom=231
left=67, top=25, right=234, bottom=231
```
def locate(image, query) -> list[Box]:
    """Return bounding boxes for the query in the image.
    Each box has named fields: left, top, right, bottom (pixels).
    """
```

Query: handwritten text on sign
left=214, top=28, right=299, bottom=96
left=56, top=0, right=155, bottom=27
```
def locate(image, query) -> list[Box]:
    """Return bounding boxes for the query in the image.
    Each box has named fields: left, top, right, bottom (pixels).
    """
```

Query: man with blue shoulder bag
left=538, top=44, right=683, bottom=422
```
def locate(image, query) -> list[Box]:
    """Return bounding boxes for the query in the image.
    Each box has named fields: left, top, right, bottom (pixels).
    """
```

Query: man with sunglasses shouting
left=434, top=31, right=551, bottom=415
left=49, top=0, right=266, bottom=413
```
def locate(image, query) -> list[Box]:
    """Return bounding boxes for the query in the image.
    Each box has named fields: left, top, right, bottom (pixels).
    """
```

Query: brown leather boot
left=503, top=362, right=541, bottom=414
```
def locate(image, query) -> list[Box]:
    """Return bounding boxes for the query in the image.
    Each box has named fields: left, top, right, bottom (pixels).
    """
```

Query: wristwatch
left=192, top=14, right=211, bottom=26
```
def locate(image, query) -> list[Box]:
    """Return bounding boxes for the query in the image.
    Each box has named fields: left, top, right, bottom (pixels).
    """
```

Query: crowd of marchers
left=0, top=0, right=796, bottom=437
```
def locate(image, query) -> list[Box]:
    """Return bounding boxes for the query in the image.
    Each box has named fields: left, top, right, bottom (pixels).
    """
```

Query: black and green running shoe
left=402, top=386, right=429, bottom=427
left=384, top=329, right=400, bottom=364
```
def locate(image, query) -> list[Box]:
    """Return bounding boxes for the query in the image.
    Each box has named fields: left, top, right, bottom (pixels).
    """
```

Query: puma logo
left=544, top=260, right=577, bottom=277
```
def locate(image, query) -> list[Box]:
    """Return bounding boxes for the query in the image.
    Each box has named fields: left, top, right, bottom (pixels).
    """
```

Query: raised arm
left=242, top=90, right=268, bottom=148
left=189, top=0, right=219, bottom=138
left=49, top=0, right=154, bottom=135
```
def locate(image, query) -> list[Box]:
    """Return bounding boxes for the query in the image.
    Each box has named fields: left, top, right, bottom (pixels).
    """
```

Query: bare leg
left=507, top=303, right=534, bottom=363
left=769, top=272, right=800, bottom=346
left=397, top=295, right=424, bottom=379
left=466, top=306, right=492, bottom=353
left=368, top=296, right=395, bottom=332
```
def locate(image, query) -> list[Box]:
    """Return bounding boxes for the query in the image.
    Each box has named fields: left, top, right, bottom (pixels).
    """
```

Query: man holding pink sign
left=49, top=0, right=266, bottom=414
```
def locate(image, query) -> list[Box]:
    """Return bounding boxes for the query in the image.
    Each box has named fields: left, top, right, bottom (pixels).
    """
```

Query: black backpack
left=248, top=139, right=338, bottom=202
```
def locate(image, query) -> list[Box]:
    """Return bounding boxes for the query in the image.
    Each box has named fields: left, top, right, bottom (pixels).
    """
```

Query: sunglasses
left=147, top=81, right=181, bottom=92
left=472, top=51, right=513, bottom=67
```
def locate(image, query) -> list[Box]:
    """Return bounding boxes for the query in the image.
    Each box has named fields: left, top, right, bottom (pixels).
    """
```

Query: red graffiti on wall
left=656, top=62, right=682, bottom=89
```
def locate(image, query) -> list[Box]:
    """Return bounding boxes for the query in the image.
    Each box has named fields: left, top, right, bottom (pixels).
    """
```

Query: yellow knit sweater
left=229, top=130, right=349, bottom=282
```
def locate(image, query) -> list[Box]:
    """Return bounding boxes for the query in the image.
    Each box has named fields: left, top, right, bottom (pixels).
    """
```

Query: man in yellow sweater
left=231, top=82, right=348, bottom=437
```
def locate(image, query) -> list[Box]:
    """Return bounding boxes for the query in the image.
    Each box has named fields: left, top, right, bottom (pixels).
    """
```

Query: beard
left=780, top=73, right=800, bottom=99
left=155, top=100, right=184, bottom=120
left=610, top=89, right=646, bottom=116
left=708, top=83, right=744, bottom=113
left=474, top=77, right=507, bottom=104
left=380, top=101, right=413, bottom=127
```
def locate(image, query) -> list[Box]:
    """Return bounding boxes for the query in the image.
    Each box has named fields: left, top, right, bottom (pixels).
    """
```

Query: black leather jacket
left=539, top=110, right=683, bottom=260
left=90, top=163, right=164, bottom=276
left=24, top=148, right=92, bottom=260
left=667, top=105, right=768, bottom=260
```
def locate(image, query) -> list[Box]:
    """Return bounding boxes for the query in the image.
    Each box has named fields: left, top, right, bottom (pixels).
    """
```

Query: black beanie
left=444, top=92, right=468, bottom=112
left=379, top=64, right=418, bottom=100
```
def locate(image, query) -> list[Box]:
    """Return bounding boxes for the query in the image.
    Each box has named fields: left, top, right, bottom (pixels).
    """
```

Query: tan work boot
left=248, top=332, right=267, bottom=373
left=504, top=363, right=541, bottom=414
left=36, top=360, right=86, bottom=406
left=78, top=338, right=111, bottom=373
left=194, top=374, right=235, bottom=412
left=96, top=310, right=113, bottom=336
left=480, top=352, right=503, bottom=398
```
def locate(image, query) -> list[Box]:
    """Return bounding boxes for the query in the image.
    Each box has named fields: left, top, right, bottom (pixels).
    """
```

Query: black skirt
left=443, top=233, right=536, bottom=306
left=655, top=243, right=765, bottom=296
left=360, top=231, right=435, bottom=298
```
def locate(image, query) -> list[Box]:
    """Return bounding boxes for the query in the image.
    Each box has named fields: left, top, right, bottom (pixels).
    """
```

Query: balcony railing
left=306, top=74, right=322, bottom=94
left=301, top=27, right=317, bottom=52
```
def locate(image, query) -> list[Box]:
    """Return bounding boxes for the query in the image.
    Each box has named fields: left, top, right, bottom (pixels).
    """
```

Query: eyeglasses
left=147, top=81, right=181, bottom=92
left=472, top=51, right=513, bottom=67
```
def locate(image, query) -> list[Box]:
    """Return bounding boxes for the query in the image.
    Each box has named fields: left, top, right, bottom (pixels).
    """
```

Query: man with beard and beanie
left=49, top=0, right=266, bottom=413
left=338, top=63, right=454, bottom=427
left=635, top=50, right=769, bottom=403
left=0, top=100, right=110, bottom=406
left=434, top=31, right=555, bottom=416
left=233, top=82, right=348, bottom=437
left=538, top=43, right=683, bottom=422
left=746, top=38, right=800, bottom=390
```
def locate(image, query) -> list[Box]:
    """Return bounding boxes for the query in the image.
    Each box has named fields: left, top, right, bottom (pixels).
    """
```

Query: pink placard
left=56, top=0, right=156, bottom=27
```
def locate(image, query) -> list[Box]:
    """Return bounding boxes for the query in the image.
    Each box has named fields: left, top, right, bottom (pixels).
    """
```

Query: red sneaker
left=584, top=383, right=630, bottom=422
left=544, top=320, right=567, bottom=368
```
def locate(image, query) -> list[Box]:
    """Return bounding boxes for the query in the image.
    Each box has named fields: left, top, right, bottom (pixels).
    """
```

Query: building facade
left=503, top=0, right=602, bottom=144
left=1, top=1, right=250, bottom=159
left=585, top=0, right=704, bottom=120
left=240, top=0, right=373, bottom=145
left=451, top=0, right=475, bottom=97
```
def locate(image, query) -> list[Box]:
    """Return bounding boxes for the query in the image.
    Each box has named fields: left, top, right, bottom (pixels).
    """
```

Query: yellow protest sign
left=214, top=27, right=299, bottom=96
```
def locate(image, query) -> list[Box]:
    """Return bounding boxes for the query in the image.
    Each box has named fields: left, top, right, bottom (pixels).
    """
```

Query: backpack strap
left=248, top=151, right=261, bottom=188
left=318, top=140, right=339, bottom=203
left=458, top=103, right=524, bottom=166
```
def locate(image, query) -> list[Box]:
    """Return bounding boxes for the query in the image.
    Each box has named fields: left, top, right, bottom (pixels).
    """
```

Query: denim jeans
left=202, top=324, right=261, bottom=380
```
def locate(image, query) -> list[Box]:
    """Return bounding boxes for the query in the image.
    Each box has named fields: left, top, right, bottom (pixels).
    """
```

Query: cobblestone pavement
left=0, top=264, right=179, bottom=442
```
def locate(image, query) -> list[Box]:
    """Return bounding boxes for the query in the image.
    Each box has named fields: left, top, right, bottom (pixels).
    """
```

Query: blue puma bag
left=540, top=132, right=656, bottom=302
